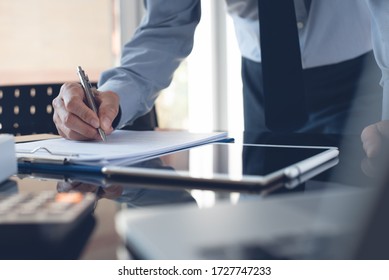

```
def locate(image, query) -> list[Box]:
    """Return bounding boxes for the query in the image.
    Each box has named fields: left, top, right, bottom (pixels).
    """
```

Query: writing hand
left=52, top=82, right=119, bottom=140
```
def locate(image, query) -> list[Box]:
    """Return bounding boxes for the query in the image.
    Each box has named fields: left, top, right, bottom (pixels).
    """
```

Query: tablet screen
left=103, top=143, right=338, bottom=188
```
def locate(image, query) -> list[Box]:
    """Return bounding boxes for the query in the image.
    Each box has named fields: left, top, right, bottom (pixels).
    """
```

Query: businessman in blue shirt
left=52, top=0, right=389, bottom=158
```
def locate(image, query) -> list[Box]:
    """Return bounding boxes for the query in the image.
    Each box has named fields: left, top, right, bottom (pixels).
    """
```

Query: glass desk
left=1, top=132, right=387, bottom=259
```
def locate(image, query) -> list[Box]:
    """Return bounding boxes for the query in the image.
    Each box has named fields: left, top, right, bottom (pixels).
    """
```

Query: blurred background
left=0, top=0, right=243, bottom=133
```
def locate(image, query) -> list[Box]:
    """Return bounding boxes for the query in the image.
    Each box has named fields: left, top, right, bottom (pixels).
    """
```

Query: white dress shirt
left=98, top=0, right=389, bottom=127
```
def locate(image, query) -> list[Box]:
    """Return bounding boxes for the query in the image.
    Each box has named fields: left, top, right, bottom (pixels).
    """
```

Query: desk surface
left=1, top=132, right=386, bottom=259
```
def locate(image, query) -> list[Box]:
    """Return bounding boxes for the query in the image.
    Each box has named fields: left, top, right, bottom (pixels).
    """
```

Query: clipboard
left=16, top=145, right=102, bottom=174
left=15, top=130, right=231, bottom=167
left=17, top=161, right=103, bottom=174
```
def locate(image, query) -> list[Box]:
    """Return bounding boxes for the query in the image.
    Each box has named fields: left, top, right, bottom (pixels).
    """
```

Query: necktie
left=258, top=0, right=308, bottom=132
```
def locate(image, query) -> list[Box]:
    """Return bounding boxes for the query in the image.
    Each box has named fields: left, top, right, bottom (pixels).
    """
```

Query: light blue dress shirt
left=98, top=0, right=389, bottom=128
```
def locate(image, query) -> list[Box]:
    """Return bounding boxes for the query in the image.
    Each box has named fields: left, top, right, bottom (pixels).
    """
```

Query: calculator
left=0, top=191, right=96, bottom=225
left=0, top=191, right=97, bottom=259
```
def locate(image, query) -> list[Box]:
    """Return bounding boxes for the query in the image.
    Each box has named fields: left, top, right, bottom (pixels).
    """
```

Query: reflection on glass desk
left=5, top=132, right=389, bottom=259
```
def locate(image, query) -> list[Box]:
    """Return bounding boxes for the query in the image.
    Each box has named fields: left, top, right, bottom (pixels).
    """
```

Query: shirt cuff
left=98, top=80, right=144, bottom=129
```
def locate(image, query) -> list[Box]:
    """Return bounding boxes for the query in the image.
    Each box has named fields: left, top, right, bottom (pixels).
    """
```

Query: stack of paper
left=16, top=130, right=229, bottom=166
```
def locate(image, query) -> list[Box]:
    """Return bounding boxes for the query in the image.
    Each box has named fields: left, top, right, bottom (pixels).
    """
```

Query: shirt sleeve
left=98, top=0, right=201, bottom=128
left=365, top=0, right=389, bottom=120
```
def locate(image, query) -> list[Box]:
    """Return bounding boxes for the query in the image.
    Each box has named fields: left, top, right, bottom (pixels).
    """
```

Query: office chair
left=0, top=83, right=158, bottom=136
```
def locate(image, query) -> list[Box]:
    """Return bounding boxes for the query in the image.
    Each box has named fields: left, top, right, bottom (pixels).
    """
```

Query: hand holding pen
left=77, top=66, right=107, bottom=141
left=52, top=69, right=120, bottom=141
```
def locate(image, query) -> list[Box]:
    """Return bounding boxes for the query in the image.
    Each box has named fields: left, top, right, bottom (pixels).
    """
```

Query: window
left=155, top=0, right=243, bottom=133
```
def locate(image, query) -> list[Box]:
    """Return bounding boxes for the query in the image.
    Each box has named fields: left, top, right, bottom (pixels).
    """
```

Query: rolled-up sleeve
left=98, top=0, right=201, bottom=128
left=365, top=0, right=389, bottom=120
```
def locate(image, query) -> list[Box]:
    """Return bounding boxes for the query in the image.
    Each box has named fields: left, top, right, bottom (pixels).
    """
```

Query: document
left=16, top=130, right=229, bottom=166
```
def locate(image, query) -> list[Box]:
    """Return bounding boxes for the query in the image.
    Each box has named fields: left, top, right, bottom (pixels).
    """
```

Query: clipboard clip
left=16, top=146, right=80, bottom=164
left=17, top=146, right=80, bottom=157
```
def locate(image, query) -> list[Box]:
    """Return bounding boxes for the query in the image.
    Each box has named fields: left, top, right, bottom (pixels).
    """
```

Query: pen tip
left=98, top=129, right=107, bottom=142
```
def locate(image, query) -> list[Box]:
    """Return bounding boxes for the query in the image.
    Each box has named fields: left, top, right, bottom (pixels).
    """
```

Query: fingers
left=361, top=120, right=389, bottom=158
left=375, top=120, right=389, bottom=138
left=361, top=124, right=381, bottom=158
left=52, top=83, right=100, bottom=140
left=55, top=119, right=93, bottom=141
left=52, top=83, right=119, bottom=140
left=94, top=90, right=120, bottom=133
left=59, top=83, right=100, bottom=128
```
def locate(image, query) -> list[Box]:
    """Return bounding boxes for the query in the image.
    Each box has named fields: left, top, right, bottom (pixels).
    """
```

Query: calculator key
left=0, top=191, right=96, bottom=224
left=55, top=193, right=84, bottom=204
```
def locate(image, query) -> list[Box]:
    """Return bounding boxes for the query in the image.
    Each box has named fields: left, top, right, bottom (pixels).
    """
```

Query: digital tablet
left=102, top=143, right=339, bottom=190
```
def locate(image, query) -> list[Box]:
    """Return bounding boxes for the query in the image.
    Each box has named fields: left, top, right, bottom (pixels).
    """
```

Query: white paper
left=16, top=130, right=228, bottom=166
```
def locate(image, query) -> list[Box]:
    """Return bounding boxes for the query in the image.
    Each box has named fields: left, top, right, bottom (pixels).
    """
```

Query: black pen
left=77, top=66, right=107, bottom=142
